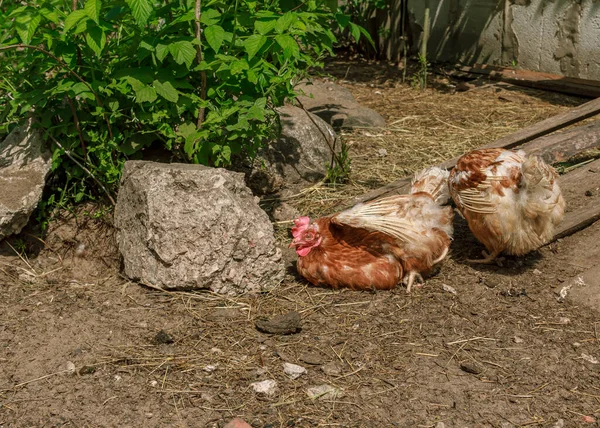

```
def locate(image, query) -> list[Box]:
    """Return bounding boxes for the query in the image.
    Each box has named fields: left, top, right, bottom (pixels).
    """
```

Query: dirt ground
left=1, top=58, right=600, bottom=428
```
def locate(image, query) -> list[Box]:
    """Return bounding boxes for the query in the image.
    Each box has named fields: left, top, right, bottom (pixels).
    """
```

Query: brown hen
left=290, top=167, right=454, bottom=292
left=448, top=148, right=565, bottom=263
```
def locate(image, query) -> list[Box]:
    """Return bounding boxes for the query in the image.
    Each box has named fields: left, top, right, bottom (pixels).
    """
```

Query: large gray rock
left=247, top=105, right=338, bottom=195
left=114, top=161, right=284, bottom=294
left=296, top=81, right=386, bottom=130
left=0, top=118, right=52, bottom=240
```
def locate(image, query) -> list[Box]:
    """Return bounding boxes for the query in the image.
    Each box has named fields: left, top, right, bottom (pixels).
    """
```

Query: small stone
left=203, top=364, right=218, bottom=372
left=533, top=269, right=542, bottom=275
left=306, top=384, right=344, bottom=400
left=145, top=413, right=153, bottom=418
left=224, top=418, right=253, bottom=428
left=513, top=336, right=524, bottom=344
left=435, top=423, right=446, bottom=428
left=250, top=379, right=278, bottom=396
left=150, top=380, right=158, bottom=387
left=153, top=330, right=174, bottom=344
left=64, top=361, right=76, bottom=375
left=553, top=419, right=565, bottom=428
left=321, top=362, right=342, bottom=376
left=377, top=148, right=388, bottom=157
left=78, top=365, right=96, bottom=375
left=74, top=242, right=87, bottom=257
left=573, top=342, right=582, bottom=348
left=585, top=190, right=593, bottom=197
left=459, top=361, right=482, bottom=374
left=255, top=311, right=301, bottom=335
left=442, top=283, right=457, bottom=295
left=581, top=353, right=599, bottom=364
left=483, top=277, right=499, bottom=289
left=558, top=317, right=570, bottom=324
left=114, top=375, right=122, bottom=382
left=582, top=415, right=596, bottom=423
left=283, top=362, right=307, bottom=379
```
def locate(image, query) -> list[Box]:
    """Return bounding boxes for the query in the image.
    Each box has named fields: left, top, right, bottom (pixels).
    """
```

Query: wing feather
left=331, top=195, right=423, bottom=242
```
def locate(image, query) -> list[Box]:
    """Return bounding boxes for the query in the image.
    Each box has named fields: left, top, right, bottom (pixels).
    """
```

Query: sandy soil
left=1, top=58, right=599, bottom=428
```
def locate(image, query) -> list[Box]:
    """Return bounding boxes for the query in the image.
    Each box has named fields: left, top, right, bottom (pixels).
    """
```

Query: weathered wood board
left=345, top=110, right=600, bottom=208
left=552, top=158, right=600, bottom=240
left=455, top=64, right=600, bottom=99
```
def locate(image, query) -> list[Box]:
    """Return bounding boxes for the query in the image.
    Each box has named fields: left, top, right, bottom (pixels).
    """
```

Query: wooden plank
left=552, top=158, right=600, bottom=240
left=487, top=97, right=600, bottom=148
left=525, top=119, right=600, bottom=164
left=455, top=64, right=600, bottom=99
left=344, top=97, right=600, bottom=208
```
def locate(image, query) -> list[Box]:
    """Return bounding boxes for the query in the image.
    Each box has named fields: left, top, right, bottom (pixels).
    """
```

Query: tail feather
left=520, top=155, right=557, bottom=195
left=410, top=167, right=451, bottom=205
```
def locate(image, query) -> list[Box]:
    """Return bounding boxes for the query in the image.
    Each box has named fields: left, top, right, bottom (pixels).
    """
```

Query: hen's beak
left=288, top=239, right=298, bottom=248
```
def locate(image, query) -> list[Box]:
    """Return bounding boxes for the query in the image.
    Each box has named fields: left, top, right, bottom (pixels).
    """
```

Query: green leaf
left=275, top=34, right=299, bottom=59
left=359, top=25, right=375, bottom=47
left=153, top=80, right=179, bottom=103
left=349, top=22, right=361, bottom=42
left=155, top=44, right=169, bottom=61
left=85, top=26, right=106, bottom=56
left=125, top=0, right=152, bottom=27
left=247, top=68, right=258, bottom=84
left=64, top=9, right=87, bottom=33
left=230, top=59, right=249, bottom=75
left=244, top=34, right=266, bottom=61
left=84, top=0, right=102, bottom=24
left=204, top=25, right=225, bottom=53
left=275, top=12, right=295, bottom=34
left=40, top=7, right=60, bottom=24
left=200, top=9, right=221, bottom=26
left=177, top=122, right=197, bottom=139
left=15, top=10, right=41, bottom=44
left=135, top=86, right=157, bottom=103
left=168, top=41, right=196, bottom=69
left=335, top=12, right=351, bottom=29
left=220, top=145, right=231, bottom=163
left=254, top=19, right=276, bottom=35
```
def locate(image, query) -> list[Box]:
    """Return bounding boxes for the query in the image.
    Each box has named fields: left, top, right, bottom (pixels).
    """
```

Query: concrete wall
left=403, top=0, right=600, bottom=80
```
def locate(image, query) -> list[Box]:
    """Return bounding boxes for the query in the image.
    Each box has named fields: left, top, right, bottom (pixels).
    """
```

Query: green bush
left=0, top=0, right=370, bottom=208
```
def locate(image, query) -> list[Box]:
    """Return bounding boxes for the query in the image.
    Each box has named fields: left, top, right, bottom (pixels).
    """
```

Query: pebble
left=580, top=353, right=599, bottom=364
left=283, top=362, right=307, bottom=379
left=255, top=311, right=301, bottom=335
left=442, top=284, right=457, bottom=295
left=533, top=269, right=542, bottom=275
left=321, top=362, right=342, bottom=376
left=150, top=380, right=158, bottom=387
left=513, top=336, right=524, bottom=344
left=306, top=384, right=344, bottom=400
left=250, top=379, right=278, bottom=396
left=203, top=364, right=218, bottom=372
left=459, top=361, right=482, bottom=375
left=553, top=419, right=565, bottom=428
left=64, top=361, right=76, bottom=375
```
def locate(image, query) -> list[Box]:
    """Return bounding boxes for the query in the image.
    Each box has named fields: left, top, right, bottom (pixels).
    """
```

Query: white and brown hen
left=448, top=148, right=565, bottom=263
left=289, top=167, right=454, bottom=292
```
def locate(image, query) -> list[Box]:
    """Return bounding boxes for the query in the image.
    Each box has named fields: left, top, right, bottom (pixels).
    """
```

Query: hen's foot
left=404, top=271, right=424, bottom=294
left=467, top=250, right=504, bottom=267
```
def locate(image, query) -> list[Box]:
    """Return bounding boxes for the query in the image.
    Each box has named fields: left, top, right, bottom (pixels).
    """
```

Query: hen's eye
left=305, top=233, right=314, bottom=240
